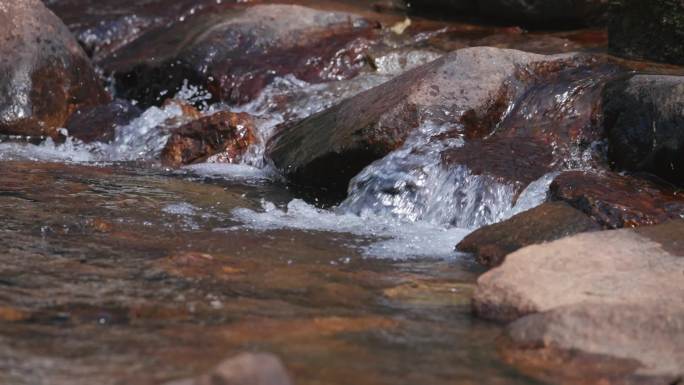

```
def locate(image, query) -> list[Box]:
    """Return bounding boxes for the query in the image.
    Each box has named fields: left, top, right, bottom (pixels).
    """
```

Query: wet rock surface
left=457, top=202, right=600, bottom=268
left=603, top=74, right=684, bottom=187
left=608, top=0, right=684, bottom=65
left=550, top=171, right=684, bottom=228
left=2, top=1, right=684, bottom=384
left=107, top=4, right=378, bottom=107
left=0, top=0, right=109, bottom=139
left=268, top=47, right=613, bottom=193
left=161, top=111, right=257, bottom=167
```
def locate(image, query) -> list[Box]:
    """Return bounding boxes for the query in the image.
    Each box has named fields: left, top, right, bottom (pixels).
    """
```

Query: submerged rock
left=457, top=201, right=600, bottom=268
left=550, top=171, right=684, bottom=228
left=0, top=0, right=109, bottom=139
left=161, top=111, right=256, bottom=167
left=107, top=4, right=377, bottom=107
left=603, top=74, right=684, bottom=187
left=473, top=220, right=684, bottom=322
left=166, top=353, right=293, bottom=385
left=503, top=302, right=684, bottom=385
left=608, top=0, right=684, bottom=65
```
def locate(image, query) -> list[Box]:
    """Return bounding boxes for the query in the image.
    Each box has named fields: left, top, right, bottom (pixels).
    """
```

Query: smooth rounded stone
left=165, top=353, right=293, bottom=385
left=504, top=302, right=684, bottom=383
left=62, top=99, right=142, bottom=143
left=608, top=0, right=684, bottom=65
left=472, top=220, right=684, bottom=322
left=0, top=0, right=109, bottom=138
left=161, top=111, right=256, bottom=167
left=267, top=47, right=584, bottom=192
left=108, top=4, right=376, bottom=107
left=457, top=201, right=600, bottom=268
left=603, top=75, right=684, bottom=187
left=550, top=171, right=684, bottom=229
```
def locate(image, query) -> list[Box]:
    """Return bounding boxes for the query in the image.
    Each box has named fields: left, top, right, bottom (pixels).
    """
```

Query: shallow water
left=0, top=161, right=542, bottom=385
left=0, top=14, right=599, bottom=381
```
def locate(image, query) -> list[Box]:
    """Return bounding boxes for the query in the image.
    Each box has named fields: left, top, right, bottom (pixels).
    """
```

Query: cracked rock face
left=0, top=0, right=108, bottom=139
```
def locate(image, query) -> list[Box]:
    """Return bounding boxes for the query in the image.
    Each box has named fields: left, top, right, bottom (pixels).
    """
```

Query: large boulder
left=504, top=302, right=684, bottom=384
left=105, top=4, right=378, bottom=107
left=267, top=47, right=620, bottom=193
left=0, top=0, right=109, bottom=139
left=457, top=201, right=600, bottom=268
left=603, top=74, right=684, bottom=187
left=473, top=220, right=684, bottom=322
left=608, top=0, right=684, bottom=65
left=550, top=171, right=684, bottom=228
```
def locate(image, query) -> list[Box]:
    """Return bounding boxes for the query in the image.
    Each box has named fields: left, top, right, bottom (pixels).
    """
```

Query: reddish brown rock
left=161, top=111, right=256, bottom=167
left=107, top=4, right=378, bottom=107
left=440, top=57, right=619, bottom=195
left=0, top=0, right=109, bottom=139
left=457, top=202, right=600, bottom=268
left=550, top=171, right=684, bottom=228
left=441, top=136, right=554, bottom=192
left=269, top=48, right=618, bottom=192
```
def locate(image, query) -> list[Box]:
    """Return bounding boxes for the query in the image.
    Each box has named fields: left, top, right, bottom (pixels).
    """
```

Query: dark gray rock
left=603, top=74, right=684, bottom=187
left=609, top=0, right=684, bottom=65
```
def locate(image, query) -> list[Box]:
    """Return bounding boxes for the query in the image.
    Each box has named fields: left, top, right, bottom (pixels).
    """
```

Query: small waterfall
left=339, top=122, right=557, bottom=229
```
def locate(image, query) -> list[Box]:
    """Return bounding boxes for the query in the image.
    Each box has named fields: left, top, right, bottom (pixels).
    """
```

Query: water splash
left=339, top=122, right=556, bottom=229
left=231, top=199, right=470, bottom=260
left=0, top=90, right=192, bottom=163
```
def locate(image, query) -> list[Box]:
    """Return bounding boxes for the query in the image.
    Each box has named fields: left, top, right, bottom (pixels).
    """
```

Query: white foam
left=0, top=101, right=186, bottom=164
left=181, top=163, right=275, bottom=182
left=0, top=136, right=96, bottom=162
left=231, top=199, right=470, bottom=260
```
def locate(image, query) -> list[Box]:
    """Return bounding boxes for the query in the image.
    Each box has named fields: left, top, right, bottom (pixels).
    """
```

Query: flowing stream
left=0, top=48, right=572, bottom=385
